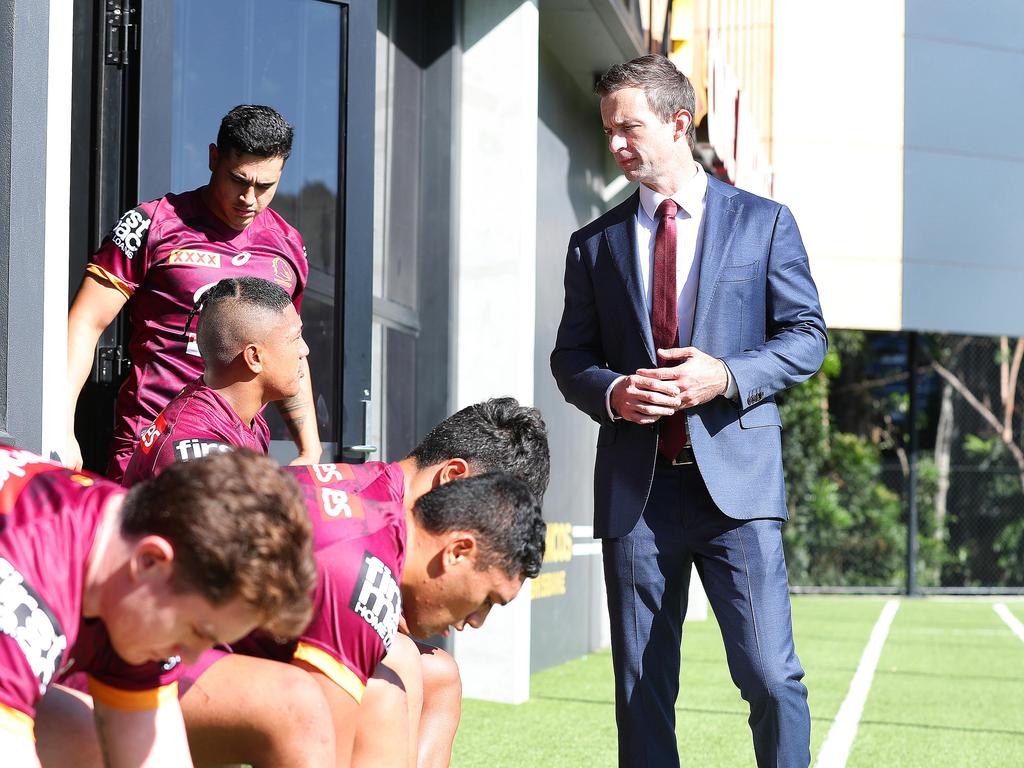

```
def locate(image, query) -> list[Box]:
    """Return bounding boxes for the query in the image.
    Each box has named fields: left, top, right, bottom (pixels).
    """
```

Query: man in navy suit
left=551, top=55, right=826, bottom=767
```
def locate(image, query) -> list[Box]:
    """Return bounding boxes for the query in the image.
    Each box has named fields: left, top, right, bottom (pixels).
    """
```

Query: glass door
left=73, top=0, right=377, bottom=465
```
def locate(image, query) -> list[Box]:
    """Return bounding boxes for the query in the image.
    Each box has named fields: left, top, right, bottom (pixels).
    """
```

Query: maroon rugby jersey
left=121, top=376, right=270, bottom=487
left=0, top=447, right=178, bottom=731
left=86, top=188, right=307, bottom=482
left=297, top=460, right=406, bottom=508
left=223, top=464, right=407, bottom=704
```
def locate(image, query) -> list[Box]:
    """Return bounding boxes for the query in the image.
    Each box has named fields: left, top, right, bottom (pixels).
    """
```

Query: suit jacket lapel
left=605, top=192, right=656, bottom=364
left=692, top=180, right=740, bottom=347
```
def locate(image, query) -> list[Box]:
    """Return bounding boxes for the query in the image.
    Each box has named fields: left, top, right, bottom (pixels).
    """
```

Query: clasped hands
left=610, top=347, right=728, bottom=425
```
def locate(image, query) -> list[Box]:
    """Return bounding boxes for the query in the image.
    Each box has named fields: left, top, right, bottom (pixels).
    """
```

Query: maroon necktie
left=651, top=199, right=687, bottom=461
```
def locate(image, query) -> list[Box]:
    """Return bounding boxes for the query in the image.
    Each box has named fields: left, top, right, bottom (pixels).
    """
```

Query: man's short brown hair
left=120, top=450, right=317, bottom=639
left=595, top=54, right=697, bottom=150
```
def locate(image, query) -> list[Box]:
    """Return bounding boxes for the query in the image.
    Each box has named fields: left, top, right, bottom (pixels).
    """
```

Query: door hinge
left=105, top=0, right=137, bottom=68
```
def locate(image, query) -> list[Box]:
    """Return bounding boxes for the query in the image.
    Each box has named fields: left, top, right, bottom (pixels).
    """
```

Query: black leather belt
left=659, top=443, right=695, bottom=466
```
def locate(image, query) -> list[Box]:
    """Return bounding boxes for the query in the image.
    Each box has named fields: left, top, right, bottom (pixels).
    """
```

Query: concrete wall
left=902, top=0, right=1024, bottom=336
left=450, top=0, right=539, bottom=705
left=771, top=0, right=906, bottom=332
left=532, top=42, right=610, bottom=672
left=1, top=0, right=60, bottom=453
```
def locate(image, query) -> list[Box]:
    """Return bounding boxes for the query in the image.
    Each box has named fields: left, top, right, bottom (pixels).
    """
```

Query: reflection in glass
left=141, top=0, right=343, bottom=442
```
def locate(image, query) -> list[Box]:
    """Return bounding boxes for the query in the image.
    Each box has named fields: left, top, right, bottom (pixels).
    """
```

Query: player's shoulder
left=0, top=446, right=113, bottom=508
left=153, top=380, right=225, bottom=432
left=256, top=207, right=306, bottom=249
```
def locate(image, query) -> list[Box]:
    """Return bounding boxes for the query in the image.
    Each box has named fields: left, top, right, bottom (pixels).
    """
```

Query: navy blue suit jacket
left=551, top=177, right=827, bottom=538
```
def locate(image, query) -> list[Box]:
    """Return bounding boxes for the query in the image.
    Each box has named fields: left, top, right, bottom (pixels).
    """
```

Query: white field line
left=813, top=599, right=900, bottom=768
left=994, top=603, right=1024, bottom=643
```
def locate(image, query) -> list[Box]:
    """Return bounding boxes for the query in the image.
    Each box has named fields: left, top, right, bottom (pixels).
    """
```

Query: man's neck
left=81, top=494, right=127, bottom=618
left=203, top=371, right=265, bottom=426
left=396, top=456, right=429, bottom=513
left=642, top=158, right=699, bottom=197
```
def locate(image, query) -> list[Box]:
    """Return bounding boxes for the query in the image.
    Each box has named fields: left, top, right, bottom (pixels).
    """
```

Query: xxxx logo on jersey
left=168, top=249, right=221, bottom=267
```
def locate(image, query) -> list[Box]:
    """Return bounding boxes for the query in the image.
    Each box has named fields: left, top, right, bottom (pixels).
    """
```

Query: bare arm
left=65, top=275, right=129, bottom=469
left=93, top=698, right=193, bottom=768
left=277, top=357, right=323, bottom=465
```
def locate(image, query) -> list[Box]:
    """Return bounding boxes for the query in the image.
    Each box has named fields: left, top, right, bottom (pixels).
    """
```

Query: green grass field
left=452, top=597, right=1024, bottom=767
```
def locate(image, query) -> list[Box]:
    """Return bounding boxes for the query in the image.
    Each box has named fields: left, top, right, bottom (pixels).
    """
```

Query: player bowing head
left=401, top=473, right=546, bottom=638
left=204, top=104, right=294, bottom=232
left=121, top=276, right=308, bottom=486
left=0, top=446, right=315, bottom=767
left=407, top=397, right=551, bottom=502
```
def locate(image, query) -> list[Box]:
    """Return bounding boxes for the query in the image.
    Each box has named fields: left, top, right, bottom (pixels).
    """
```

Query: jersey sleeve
left=0, top=636, right=42, bottom=726
left=291, top=236, right=309, bottom=312
left=86, top=202, right=158, bottom=298
left=294, top=541, right=402, bottom=704
left=86, top=657, right=181, bottom=712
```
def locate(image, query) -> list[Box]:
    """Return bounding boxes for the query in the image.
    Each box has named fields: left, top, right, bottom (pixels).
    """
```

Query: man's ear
left=436, top=458, right=470, bottom=487
left=442, top=532, right=478, bottom=570
left=242, top=342, right=263, bottom=374
left=208, top=143, right=218, bottom=174
left=129, top=536, right=176, bottom=586
left=673, top=109, right=692, bottom=142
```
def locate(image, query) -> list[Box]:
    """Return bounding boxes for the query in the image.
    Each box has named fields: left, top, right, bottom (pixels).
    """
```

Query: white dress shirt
left=605, top=162, right=736, bottom=419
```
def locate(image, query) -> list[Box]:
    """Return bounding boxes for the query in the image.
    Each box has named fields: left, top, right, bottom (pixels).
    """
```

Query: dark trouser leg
left=687, top=480, right=810, bottom=768
left=602, top=467, right=690, bottom=768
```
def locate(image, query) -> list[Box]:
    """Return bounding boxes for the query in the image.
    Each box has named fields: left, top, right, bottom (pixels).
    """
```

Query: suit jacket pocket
left=719, top=260, right=758, bottom=283
left=739, top=400, right=782, bottom=429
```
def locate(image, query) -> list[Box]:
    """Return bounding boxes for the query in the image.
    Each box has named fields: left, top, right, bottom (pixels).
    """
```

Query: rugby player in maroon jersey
left=121, top=276, right=309, bottom=487
left=0, top=446, right=316, bottom=767
left=65, top=105, right=322, bottom=483
left=176, top=400, right=549, bottom=767
left=177, top=471, right=544, bottom=768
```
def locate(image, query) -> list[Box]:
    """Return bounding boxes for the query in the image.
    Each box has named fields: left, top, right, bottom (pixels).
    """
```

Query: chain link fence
left=782, top=331, right=1024, bottom=593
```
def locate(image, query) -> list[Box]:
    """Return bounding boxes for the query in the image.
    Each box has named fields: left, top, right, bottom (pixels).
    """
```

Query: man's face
left=257, top=304, right=309, bottom=400
left=401, top=554, right=524, bottom=639
left=103, top=547, right=264, bottom=666
left=205, top=146, right=285, bottom=231
left=600, top=87, right=688, bottom=188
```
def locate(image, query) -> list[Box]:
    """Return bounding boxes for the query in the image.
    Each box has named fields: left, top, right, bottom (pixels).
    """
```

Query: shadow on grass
left=533, top=694, right=836, bottom=725
left=857, top=719, right=1024, bottom=739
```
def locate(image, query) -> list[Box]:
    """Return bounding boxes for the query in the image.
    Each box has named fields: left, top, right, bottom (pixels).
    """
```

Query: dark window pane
left=385, top=328, right=416, bottom=460
left=137, top=0, right=343, bottom=442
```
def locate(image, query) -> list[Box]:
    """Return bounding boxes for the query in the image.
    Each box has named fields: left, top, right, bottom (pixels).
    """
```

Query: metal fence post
left=907, top=331, right=919, bottom=596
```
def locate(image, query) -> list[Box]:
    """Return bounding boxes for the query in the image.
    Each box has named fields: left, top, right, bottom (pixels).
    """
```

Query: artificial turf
left=451, top=597, right=1024, bottom=767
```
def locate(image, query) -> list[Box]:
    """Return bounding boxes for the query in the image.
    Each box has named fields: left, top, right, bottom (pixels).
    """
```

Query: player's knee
left=380, top=633, right=424, bottom=703
left=266, top=663, right=333, bottom=736
left=420, top=646, right=462, bottom=704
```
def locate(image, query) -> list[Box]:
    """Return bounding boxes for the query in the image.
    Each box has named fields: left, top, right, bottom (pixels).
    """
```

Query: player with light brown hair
left=0, top=447, right=317, bottom=767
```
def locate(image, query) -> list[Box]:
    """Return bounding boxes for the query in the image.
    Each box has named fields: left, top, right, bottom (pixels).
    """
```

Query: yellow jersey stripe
left=293, top=642, right=366, bottom=703
left=85, top=264, right=135, bottom=299
left=0, top=703, right=34, bottom=739
left=87, top=677, right=178, bottom=712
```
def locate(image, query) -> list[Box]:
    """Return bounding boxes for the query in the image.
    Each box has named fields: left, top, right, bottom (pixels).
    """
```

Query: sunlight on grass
left=452, top=597, right=1024, bottom=767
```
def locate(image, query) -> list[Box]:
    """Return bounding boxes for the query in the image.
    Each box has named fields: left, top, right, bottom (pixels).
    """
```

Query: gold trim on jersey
left=85, top=264, right=135, bottom=299
left=87, top=677, right=178, bottom=711
left=0, top=702, right=34, bottom=739
left=293, top=641, right=365, bottom=703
